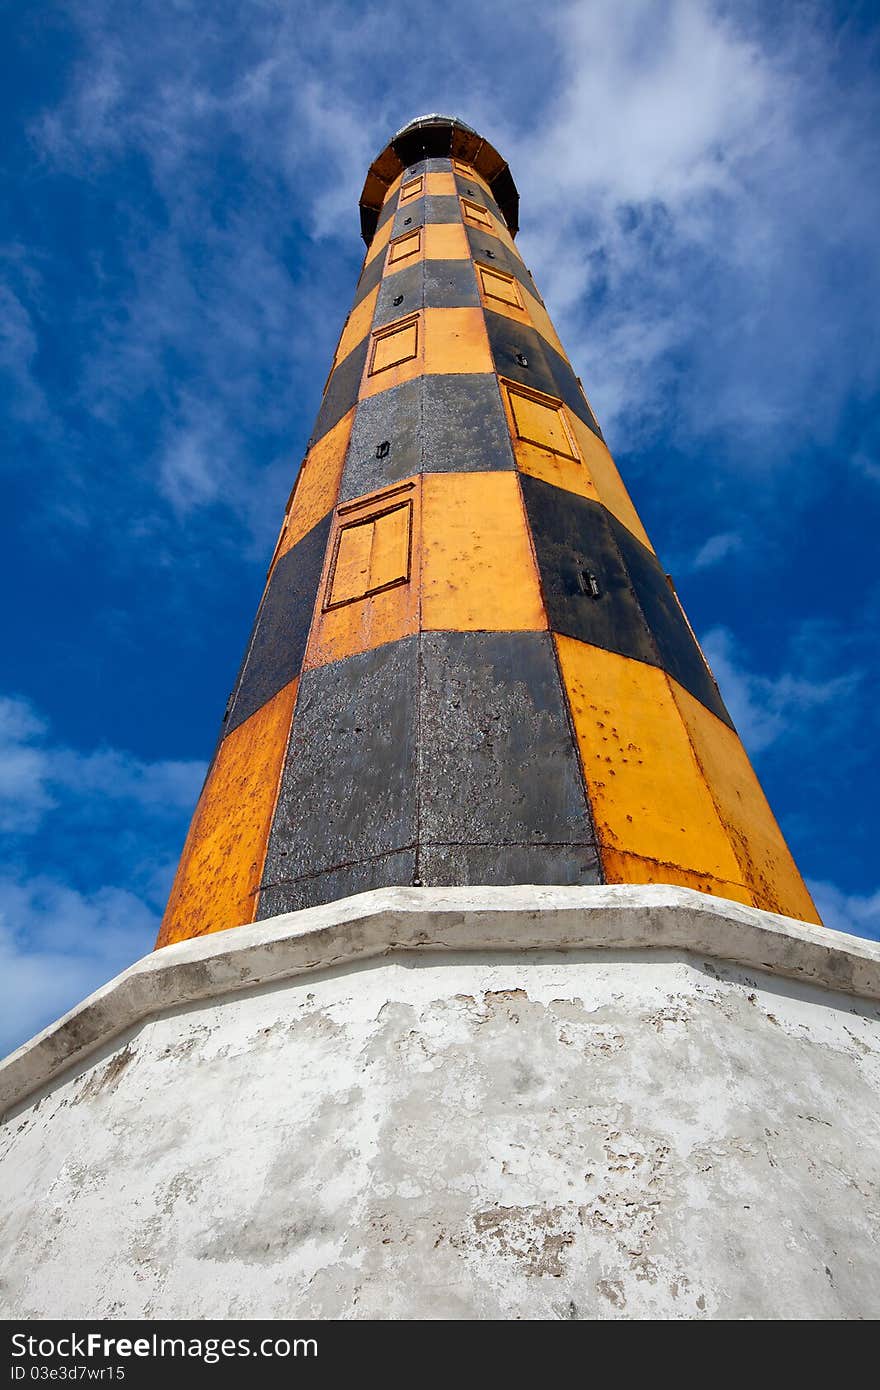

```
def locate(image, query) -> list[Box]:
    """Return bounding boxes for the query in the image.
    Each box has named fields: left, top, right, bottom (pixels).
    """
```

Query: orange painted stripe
left=157, top=678, right=299, bottom=946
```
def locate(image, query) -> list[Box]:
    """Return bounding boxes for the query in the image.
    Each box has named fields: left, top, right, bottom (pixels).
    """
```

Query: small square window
left=368, top=315, right=420, bottom=375
left=460, top=197, right=493, bottom=230
left=506, top=382, right=579, bottom=461
left=477, top=264, right=524, bottom=309
left=387, top=228, right=422, bottom=265
left=399, top=175, right=424, bottom=203
left=325, top=501, right=412, bottom=608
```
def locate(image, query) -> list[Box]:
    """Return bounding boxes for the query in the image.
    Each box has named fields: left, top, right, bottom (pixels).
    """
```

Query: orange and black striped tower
left=158, top=114, right=819, bottom=949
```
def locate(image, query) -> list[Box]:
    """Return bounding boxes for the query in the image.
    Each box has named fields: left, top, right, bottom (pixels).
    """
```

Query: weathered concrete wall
left=2, top=889, right=879, bottom=1320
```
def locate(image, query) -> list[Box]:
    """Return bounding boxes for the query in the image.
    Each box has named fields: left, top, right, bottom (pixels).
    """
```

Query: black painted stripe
left=519, top=474, right=732, bottom=725
left=464, top=224, right=541, bottom=302
left=484, top=311, right=601, bottom=438
left=453, top=172, right=505, bottom=223
left=352, top=247, right=386, bottom=309
left=419, top=630, right=598, bottom=851
left=310, top=335, right=368, bottom=445
left=338, top=372, right=515, bottom=501
left=391, top=194, right=461, bottom=239
left=261, top=636, right=420, bottom=891
left=374, top=187, right=400, bottom=234
left=258, top=628, right=600, bottom=915
left=226, top=511, right=333, bottom=736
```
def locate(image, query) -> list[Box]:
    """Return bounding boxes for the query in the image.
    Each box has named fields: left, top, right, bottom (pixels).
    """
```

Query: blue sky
left=2, top=0, right=879, bottom=1053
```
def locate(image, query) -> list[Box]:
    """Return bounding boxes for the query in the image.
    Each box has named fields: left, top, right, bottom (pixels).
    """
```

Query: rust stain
left=157, top=679, right=299, bottom=946
left=421, top=472, right=546, bottom=633
left=555, top=637, right=745, bottom=883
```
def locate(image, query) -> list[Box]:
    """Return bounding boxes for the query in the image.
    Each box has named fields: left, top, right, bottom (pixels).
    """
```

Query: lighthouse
left=159, top=113, right=818, bottom=946
left=2, top=117, right=878, bottom=1322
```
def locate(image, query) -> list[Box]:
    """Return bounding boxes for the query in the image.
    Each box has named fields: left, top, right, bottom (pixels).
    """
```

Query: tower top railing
left=358, top=113, right=519, bottom=246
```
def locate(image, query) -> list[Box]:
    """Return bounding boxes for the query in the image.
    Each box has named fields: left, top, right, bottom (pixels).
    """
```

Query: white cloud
left=0, top=693, right=205, bottom=836
left=0, top=282, right=49, bottom=426
left=690, top=531, right=744, bottom=571
left=807, top=879, right=880, bottom=943
left=700, top=626, right=860, bottom=755
left=0, top=876, right=158, bottom=1056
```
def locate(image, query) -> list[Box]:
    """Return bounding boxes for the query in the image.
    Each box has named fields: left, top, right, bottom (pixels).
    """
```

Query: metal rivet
left=376, top=440, right=390, bottom=460
left=393, top=294, right=403, bottom=306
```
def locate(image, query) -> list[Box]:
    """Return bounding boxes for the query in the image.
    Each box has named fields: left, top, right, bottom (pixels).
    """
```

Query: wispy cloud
left=808, top=879, right=880, bottom=943
left=700, top=625, right=861, bottom=756
left=690, top=531, right=744, bottom=571
left=0, top=694, right=205, bottom=836
left=0, top=692, right=204, bottom=1054
left=0, top=876, right=159, bottom=1055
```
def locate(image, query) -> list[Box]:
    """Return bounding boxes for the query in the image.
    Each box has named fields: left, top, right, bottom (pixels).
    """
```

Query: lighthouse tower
left=2, top=117, right=879, bottom=1322
left=159, top=114, right=817, bottom=943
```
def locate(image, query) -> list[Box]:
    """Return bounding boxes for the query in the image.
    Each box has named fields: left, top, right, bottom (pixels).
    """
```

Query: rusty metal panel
left=259, top=848, right=418, bottom=917
left=386, top=228, right=422, bottom=267
left=477, top=263, right=524, bottom=309
left=419, top=630, right=596, bottom=853
left=419, top=841, right=600, bottom=888
left=352, top=247, right=386, bottom=308
left=227, top=512, right=331, bottom=734
left=519, top=474, right=659, bottom=671
left=399, top=173, right=424, bottom=204
left=305, top=482, right=420, bottom=670
left=374, top=261, right=423, bottom=327
left=312, top=336, right=369, bottom=442
left=546, top=342, right=603, bottom=438
left=325, top=498, right=412, bottom=608
left=360, top=170, right=389, bottom=212
left=424, top=171, right=457, bottom=196
left=340, top=380, right=422, bottom=500
left=421, top=472, right=546, bottom=632
left=525, top=292, right=569, bottom=361
left=423, top=306, right=493, bottom=376
left=460, top=195, right=493, bottom=230
left=523, top=476, right=730, bottom=725
left=333, top=284, right=378, bottom=366
left=374, top=185, right=400, bottom=232
left=392, top=194, right=461, bottom=238
left=483, top=310, right=560, bottom=400
left=260, top=637, right=419, bottom=902
left=368, top=314, right=420, bottom=375
left=275, top=407, right=354, bottom=561
left=375, top=259, right=478, bottom=326
left=158, top=679, right=300, bottom=946
left=464, top=226, right=537, bottom=298
left=610, top=514, right=731, bottom=724
left=565, top=415, right=653, bottom=550
left=504, top=394, right=651, bottom=550
left=600, top=848, right=754, bottom=906
left=454, top=173, right=503, bottom=219
left=505, top=380, right=579, bottom=458
left=423, top=258, right=480, bottom=308
left=450, top=128, right=483, bottom=166
left=554, top=634, right=744, bottom=883
left=421, top=374, right=516, bottom=474
left=363, top=213, right=393, bottom=269
left=670, top=680, right=821, bottom=924
left=391, top=200, right=427, bottom=239
left=423, top=223, right=470, bottom=261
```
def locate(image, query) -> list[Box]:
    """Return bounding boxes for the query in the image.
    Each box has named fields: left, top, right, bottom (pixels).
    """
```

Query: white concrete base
left=2, top=885, right=879, bottom=1320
